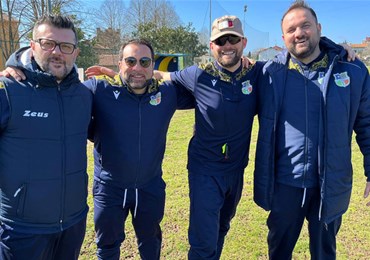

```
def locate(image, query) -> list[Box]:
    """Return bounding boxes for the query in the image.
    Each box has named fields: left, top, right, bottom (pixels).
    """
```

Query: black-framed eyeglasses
left=213, top=35, right=242, bottom=46
left=35, top=38, right=76, bottom=54
left=124, top=57, right=152, bottom=68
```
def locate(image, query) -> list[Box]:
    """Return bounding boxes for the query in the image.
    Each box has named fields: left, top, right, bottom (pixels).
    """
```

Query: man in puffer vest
left=254, top=1, right=370, bottom=259
left=0, top=15, right=92, bottom=260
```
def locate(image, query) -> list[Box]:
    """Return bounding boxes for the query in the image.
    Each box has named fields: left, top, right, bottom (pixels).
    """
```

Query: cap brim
left=210, top=31, right=244, bottom=41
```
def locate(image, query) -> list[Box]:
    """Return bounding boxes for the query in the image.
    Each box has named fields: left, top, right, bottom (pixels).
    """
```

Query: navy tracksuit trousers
left=267, top=183, right=342, bottom=260
left=188, top=170, right=244, bottom=260
left=93, top=176, right=165, bottom=260
left=0, top=217, right=86, bottom=260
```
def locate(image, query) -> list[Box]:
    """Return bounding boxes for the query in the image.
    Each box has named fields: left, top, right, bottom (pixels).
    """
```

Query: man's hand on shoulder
left=242, top=56, right=255, bottom=69
left=153, top=70, right=171, bottom=81
left=0, top=67, right=25, bottom=81
left=339, top=43, right=357, bottom=62
left=85, top=66, right=117, bottom=79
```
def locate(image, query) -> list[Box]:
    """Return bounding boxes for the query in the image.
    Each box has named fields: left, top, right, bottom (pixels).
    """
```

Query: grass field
left=79, top=110, right=370, bottom=260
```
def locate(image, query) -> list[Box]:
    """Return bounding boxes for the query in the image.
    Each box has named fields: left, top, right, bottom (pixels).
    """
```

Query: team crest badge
left=317, top=72, right=325, bottom=85
left=150, top=92, right=161, bottom=106
left=241, top=80, right=253, bottom=95
left=333, top=72, right=350, bottom=87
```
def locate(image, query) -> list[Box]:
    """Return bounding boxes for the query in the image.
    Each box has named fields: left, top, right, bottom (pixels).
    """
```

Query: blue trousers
left=0, top=217, right=86, bottom=260
left=93, top=176, right=165, bottom=260
left=188, top=170, right=244, bottom=260
left=267, top=183, right=342, bottom=260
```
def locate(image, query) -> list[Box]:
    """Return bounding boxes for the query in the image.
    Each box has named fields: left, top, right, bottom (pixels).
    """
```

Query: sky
left=84, top=0, right=370, bottom=52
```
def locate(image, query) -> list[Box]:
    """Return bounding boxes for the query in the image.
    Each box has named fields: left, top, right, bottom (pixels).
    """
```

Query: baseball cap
left=210, top=15, right=244, bottom=41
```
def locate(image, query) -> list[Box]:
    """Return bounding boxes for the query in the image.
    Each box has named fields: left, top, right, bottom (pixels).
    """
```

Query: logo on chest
left=23, top=110, right=49, bottom=118
left=317, top=72, right=325, bottom=85
left=241, top=80, right=253, bottom=95
left=150, top=92, right=161, bottom=106
left=333, top=72, right=350, bottom=88
left=113, top=89, right=121, bottom=99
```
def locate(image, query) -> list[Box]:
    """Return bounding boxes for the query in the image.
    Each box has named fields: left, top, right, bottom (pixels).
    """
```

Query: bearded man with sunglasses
left=0, top=15, right=92, bottom=260
left=83, top=38, right=194, bottom=260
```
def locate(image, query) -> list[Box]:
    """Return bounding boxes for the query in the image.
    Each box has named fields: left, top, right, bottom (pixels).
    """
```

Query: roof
left=257, top=45, right=283, bottom=54
left=350, top=37, right=370, bottom=49
left=350, top=43, right=368, bottom=48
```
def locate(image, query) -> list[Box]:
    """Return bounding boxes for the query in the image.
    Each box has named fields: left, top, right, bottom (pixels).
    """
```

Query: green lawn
left=79, top=110, right=369, bottom=259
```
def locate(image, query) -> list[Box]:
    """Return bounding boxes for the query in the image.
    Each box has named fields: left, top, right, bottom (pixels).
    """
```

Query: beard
left=37, top=56, right=70, bottom=81
left=218, top=56, right=240, bottom=68
left=216, top=49, right=242, bottom=68
left=288, top=37, right=320, bottom=61
left=126, top=78, right=152, bottom=93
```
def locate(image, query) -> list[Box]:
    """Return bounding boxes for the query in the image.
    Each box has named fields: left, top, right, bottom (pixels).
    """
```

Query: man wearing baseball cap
left=154, top=14, right=264, bottom=259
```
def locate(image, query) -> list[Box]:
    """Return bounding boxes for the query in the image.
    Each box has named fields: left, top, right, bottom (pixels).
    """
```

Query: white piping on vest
left=301, top=188, right=307, bottom=208
left=134, top=188, right=138, bottom=218
left=122, top=189, right=128, bottom=208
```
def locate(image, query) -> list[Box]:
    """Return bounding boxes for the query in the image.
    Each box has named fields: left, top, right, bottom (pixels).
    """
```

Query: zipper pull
left=14, top=186, right=23, bottom=197
left=222, top=143, right=229, bottom=160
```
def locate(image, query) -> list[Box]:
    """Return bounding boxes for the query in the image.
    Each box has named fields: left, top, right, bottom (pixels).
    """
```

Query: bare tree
left=0, top=0, right=76, bottom=46
left=9, top=0, right=78, bottom=39
left=126, top=0, right=180, bottom=32
left=93, top=0, right=127, bottom=37
left=1, top=0, right=21, bottom=67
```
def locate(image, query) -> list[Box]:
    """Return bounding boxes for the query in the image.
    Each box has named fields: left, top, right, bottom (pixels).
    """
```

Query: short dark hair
left=119, top=38, right=155, bottom=61
left=33, top=14, right=78, bottom=43
left=281, top=0, right=318, bottom=28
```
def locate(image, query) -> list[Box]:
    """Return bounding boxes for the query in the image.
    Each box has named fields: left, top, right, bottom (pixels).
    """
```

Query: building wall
left=0, top=16, right=19, bottom=70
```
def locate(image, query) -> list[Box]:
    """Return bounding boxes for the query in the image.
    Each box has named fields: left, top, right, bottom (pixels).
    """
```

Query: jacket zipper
left=303, top=75, right=309, bottom=188
left=318, top=55, right=338, bottom=222
left=134, top=96, right=142, bottom=188
left=57, top=85, right=66, bottom=231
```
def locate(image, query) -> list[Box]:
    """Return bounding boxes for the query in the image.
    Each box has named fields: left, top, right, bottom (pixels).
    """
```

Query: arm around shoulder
left=153, top=70, right=171, bottom=81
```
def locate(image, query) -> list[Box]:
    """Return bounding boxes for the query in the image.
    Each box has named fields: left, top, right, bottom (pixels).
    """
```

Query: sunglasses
left=213, top=35, right=242, bottom=46
left=124, top=57, right=152, bottom=68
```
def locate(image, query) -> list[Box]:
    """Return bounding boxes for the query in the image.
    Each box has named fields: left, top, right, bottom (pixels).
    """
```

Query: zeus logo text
left=23, top=110, right=49, bottom=118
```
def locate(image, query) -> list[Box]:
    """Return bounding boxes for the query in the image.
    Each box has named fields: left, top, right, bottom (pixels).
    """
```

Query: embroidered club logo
left=318, top=72, right=325, bottom=85
left=150, top=92, right=161, bottom=106
left=113, top=90, right=120, bottom=99
left=241, top=80, right=253, bottom=95
left=333, top=72, right=350, bottom=87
